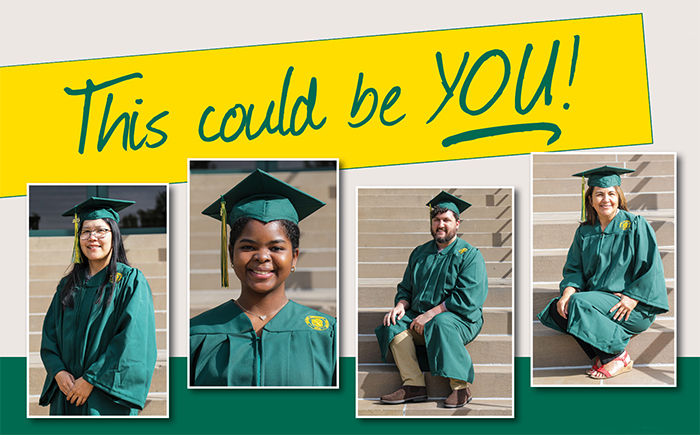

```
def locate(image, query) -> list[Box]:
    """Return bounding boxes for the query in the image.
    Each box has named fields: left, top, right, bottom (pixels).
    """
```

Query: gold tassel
left=220, top=196, right=229, bottom=288
left=580, top=175, right=586, bottom=221
left=71, top=213, right=82, bottom=264
left=429, top=203, right=433, bottom=232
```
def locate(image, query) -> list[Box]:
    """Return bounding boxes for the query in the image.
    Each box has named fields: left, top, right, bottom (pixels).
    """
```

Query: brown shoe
left=380, top=386, right=428, bottom=404
left=444, top=387, right=472, bottom=408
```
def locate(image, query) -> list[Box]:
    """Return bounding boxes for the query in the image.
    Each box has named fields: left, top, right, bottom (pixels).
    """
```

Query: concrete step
left=29, top=329, right=167, bottom=354
left=189, top=171, right=336, bottom=197
left=532, top=364, right=675, bottom=386
left=358, top=246, right=512, bottom=263
left=28, top=360, right=168, bottom=396
left=190, top=186, right=337, bottom=207
left=533, top=153, right=674, bottom=164
left=29, top=234, right=166, bottom=251
left=190, top=213, right=337, bottom=231
left=29, top=289, right=167, bottom=314
left=533, top=192, right=674, bottom=214
left=532, top=318, right=674, bottom=368
left=532, top=218, right=675, bottom=250
left=29, top=310, right=168, bottom=333
left=358, top=282, right=512, bottom=309
left=358, top=218, right=512, bottom=234
left=357, top=364, right=512, bottom=399
left=29, top=276, right=166, bottom=297
left=533, top=175, right=675, bottom=196
left=357, top=398, right=512, bottom=417
left=357, top=334, right=512, bottom=364
left=532, top=248, right=675, bottom=282
left=533, top=159, right=674, bottom=179
left=189, top=268, right=336, bottom=291
left=358, top=205, right=512, bottom=220
left=190, top=231, right=336, bottom=251
left=358, top=233, right=511, bottom=249
left=358, top=187, right=512, bottom=197
left=190, top=248, right=336, bottom=270
left=358, top=193, right=511, bottom=208
left=532, top=283, right=675, bottom=319
left=358, top=261, right=512, bottom=280
left=30, top=262, right=166, bottom=280
left=29, top=248, right=167, bottom=266
left=140, top=395, right=168, bottom=416
left=28, top=394, right=167, bottom=416
left=358, top=308, right=512, bottom=335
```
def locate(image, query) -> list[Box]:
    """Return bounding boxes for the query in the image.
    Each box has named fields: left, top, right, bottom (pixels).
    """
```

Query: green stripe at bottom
left=2, top=357, right=698, bottom=434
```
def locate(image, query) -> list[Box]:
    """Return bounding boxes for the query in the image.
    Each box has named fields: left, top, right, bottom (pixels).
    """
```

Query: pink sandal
left=586, top=358, right=602, bottom=375
left=590, top=351, right=633, bottom=379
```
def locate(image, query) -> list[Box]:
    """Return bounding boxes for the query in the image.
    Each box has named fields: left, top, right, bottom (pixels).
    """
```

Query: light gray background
left=1, top=0, right=698, bottom=359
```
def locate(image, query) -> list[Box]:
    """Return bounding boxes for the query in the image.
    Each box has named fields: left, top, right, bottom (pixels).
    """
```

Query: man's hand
left=54, top=370, right=75, bottom=396
left=409, top=312, right=435, bottom=336
left=409, top=303, right=448, bottom=335
left=66, top=377, right=94, bottom=407
left=383, top=300, right=410, bottom=326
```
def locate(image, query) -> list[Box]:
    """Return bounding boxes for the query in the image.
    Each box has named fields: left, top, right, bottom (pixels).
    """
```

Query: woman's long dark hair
left=60, top=218, right=130, bottom=309
left=582, top=185, right=629, bottom=226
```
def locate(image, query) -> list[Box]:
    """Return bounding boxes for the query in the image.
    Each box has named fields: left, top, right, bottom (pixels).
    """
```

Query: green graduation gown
left=538, top=209, right=669, bottom=354
left=190, top=300, right=336, bottom=386
left=375, top=237, right=488, bottom=383
left=39, top=263, right=157, bottom=415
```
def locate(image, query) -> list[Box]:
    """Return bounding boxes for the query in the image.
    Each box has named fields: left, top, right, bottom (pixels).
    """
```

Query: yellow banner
left=0, top=14, right=650, bottom=197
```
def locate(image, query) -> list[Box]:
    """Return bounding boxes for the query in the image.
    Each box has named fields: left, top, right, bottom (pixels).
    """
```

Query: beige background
left=0, top=1, right=698, bottom=362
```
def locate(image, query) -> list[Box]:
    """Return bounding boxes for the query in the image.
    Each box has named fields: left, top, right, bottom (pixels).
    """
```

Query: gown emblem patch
left=305, top=315, right=329, bottom=331
left=458, top=248, right=468, bottom=254
left=109, top=272, right=123, bottom=283
left=619, top=220, right=631, bottom=231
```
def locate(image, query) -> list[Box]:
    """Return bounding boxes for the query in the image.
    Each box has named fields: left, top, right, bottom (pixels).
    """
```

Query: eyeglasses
left=79, top=228, right=111, bottom=240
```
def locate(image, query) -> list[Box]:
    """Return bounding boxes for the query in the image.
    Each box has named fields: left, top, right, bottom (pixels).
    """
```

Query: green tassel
left=71, top=213, right=82, bottom=264
left=581, top=175, right=586, bottom=221
left=220, top=196, right=229, bottom=288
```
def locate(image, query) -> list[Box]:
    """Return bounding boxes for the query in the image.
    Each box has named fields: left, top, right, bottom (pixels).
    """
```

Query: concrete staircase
left=189, top=170, right=337, bottom=319
left=532, top=153, right=676, bottom=386
left=28, top=234, right=168, bottom=416
left=357, top=188, right=513, bottom=416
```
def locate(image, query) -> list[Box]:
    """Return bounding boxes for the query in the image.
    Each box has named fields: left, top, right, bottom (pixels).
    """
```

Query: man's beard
left=431, top=226, right=456, bottom=244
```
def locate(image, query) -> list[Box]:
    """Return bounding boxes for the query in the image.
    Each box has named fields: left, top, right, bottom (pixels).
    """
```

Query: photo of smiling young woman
left=188, top=160, right=338, bottom=388
left=28, top=185, right=168, bottom=416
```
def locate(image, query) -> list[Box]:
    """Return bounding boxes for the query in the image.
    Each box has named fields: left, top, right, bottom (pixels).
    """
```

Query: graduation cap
left=572, top=165, right=635, bottom=220
left=426, top=191, right=471, bottom=218
left=202, top=168, right=326, bottom=287
left=62, top=197, right=135, bottom=264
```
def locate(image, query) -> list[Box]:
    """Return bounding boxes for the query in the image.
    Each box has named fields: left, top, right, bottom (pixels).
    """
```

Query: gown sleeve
left=443, top=247, right=488, bottom=323
left=39, top=285, right=68, bottom=405
left=81, top=269, right=157, bottom=410
left=621, top=216, right=669, bottom=312
left=394, top=248, right=417, bottom=307
left=559, top=226, right=586, bottom=294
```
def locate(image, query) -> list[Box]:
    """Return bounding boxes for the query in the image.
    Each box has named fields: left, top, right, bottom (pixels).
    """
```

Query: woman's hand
left=54, top=370, right=75, bottom=396
left=557, top=287, right=578, bottom=319
left=610, top=293, right=638, bottom=322
left=383, top=301, right=409, bottom=326
left=66, top=377, right=94, bottom=406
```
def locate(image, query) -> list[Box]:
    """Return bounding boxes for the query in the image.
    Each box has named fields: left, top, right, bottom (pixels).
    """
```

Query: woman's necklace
left=234, top=299, right=288, bottom=321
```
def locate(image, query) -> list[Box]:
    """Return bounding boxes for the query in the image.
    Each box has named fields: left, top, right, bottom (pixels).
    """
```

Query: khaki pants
left=389, top=329, right=468, bottom=390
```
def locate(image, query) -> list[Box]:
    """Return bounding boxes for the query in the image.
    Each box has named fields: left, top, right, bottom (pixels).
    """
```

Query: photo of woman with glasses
left=39, top=197, right=157, bottom=415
